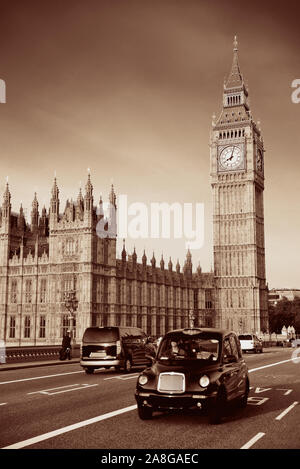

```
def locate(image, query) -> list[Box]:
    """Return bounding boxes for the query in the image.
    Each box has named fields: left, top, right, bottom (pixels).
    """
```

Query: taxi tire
left=209, top=388, right=227, bottom=425
left=85, top=368, right=94, bottom=374
left=138, top=404, right=153, bottom=420
left=239, top=379, right=249, bottom=408
left=124, top=358, right=132, bottom=373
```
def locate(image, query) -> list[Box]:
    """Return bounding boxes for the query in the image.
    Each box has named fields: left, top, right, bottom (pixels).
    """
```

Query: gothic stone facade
left=0, top=178, right=215, bottom=346
left=210, top=37, right=268, bottom=333
left=0, top=38, right=269, bottom=346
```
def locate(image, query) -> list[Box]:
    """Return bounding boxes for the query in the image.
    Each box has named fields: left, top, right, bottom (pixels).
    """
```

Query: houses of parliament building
left=0, top=38, right=269, bottom=346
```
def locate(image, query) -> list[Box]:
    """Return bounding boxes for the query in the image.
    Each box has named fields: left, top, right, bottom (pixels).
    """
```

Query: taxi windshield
left=158, top=336, right=220, bottom=362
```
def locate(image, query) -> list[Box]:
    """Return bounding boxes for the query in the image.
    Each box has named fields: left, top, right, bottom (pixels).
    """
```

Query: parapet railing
left=0, top=345, right=80, bottom=364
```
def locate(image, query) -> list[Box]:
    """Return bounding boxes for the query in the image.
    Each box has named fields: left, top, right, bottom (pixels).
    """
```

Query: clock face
left=219, top=145, right=243, bottom=170
left=256, top=149, right=263, bottom=171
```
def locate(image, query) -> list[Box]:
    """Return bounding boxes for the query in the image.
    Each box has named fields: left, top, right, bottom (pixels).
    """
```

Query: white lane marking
left=38, top=384, right=99, bottom=396
left=104, top=373, right=138, bottom=381
left=254, top=387, right=272, bottom=393
left=247, top=397, right=269, bottom=406
left=249, top=358, right=296, bottom=373
left=241, top=432, right=265, bottom=449
left=28, top=384, right=80, bottom=395
left=1, top=355, right=293, bottom=386
left=27, top=383, right=98, bottom=395
left=275, top=402, right=298, bottom=421
left=276, top=389, right=293, bottom=396
left=118, top=375, right=139, bottom=381
left=1, top=355, right=297, bottom=449
left=0, top=403, right=7, bottom=406
left=2, top=404, right=137, bottom=449
left=0, top=370, right=84, bottom=385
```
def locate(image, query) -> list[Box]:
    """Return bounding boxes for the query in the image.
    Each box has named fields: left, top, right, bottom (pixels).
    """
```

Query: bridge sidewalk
left=0, top=346, right=291, bottom=372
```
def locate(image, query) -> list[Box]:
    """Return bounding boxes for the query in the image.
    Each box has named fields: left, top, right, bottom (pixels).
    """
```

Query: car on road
left=80, top=326, right=154, bottom=374
left=135, top=328, right=249, bottom=424
left=291, top=338, right=300, bottom=347
left=238, top=334, right=263, bottom=354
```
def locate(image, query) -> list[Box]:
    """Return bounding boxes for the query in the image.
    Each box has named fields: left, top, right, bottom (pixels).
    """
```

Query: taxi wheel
left=124, top=358, right=132, bottom=373
left=138, top=405, right=153, bottom=420
left=209, top=388, right=227, bottom=424
left=85, top=368, right=94, bottom=374
left=239, top=379, right=249, bottom=408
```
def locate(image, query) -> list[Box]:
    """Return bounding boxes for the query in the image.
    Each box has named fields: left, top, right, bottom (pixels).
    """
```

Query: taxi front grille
left=157, top=372, right=185, bottom=394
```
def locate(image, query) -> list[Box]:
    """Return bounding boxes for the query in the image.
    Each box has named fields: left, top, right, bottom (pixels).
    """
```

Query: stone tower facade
left=210, top=37, right=268, bottom=333
left=0, top=38, right=270, bottom=346
left=0, top=176, right=215, bottom=346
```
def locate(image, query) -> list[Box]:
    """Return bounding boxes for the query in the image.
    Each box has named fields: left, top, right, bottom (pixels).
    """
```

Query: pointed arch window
left=24, top=315, right=31, bottom=338
left=11, top=280, right=17, bottom=304
left=25, top=280, right=32, bottom=304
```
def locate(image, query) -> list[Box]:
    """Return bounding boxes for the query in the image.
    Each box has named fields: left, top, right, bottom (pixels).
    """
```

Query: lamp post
left=189, top=311, right=195, bottom=329
left=64, top=289, right=78, bottom=356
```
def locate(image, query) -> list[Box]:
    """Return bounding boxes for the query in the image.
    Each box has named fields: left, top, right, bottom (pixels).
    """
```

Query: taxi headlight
left=138, top=375, right=148, bottom=386
left=199, top=375, right=210, bottom=388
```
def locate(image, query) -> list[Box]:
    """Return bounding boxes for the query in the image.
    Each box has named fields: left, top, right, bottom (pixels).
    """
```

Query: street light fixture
left=189, top=311, right=195, bottom=329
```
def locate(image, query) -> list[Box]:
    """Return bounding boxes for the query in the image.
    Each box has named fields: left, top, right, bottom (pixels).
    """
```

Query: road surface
left=0, top=347, right=299, bottom=449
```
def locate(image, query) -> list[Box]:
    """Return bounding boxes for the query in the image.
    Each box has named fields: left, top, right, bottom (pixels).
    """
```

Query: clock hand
left=226, top=148, right=235, bottom=162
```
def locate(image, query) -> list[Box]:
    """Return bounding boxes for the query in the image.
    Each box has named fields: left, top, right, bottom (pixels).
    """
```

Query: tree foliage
left=268, top=296, right=300, bottom=334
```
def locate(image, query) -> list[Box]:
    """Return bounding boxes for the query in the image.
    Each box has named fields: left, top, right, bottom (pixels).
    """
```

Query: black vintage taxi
left=135, top=328, right=249, bottom=424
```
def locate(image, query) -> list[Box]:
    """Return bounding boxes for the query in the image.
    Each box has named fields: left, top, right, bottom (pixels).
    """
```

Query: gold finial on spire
left=233, top=35, right=238, bottom=52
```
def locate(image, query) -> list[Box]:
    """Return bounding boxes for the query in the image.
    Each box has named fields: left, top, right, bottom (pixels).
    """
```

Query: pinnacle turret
left=214, top=36, right=250, bottom=128
left=225, top=35, right=244, bottom=89
left=2, top=182, right=11, bottom=220
left=18, top=203, right=26, bottom=232
left=84, top=172, right=93, bottom=215
left=142, top=250, right=147, bottom=266
left=121, top=239, right=127, bottom=262
left=109, top=184, right=116, bottom=208
left=50, top=177, right=59, bottom=220
left=31, top=192, right=39, bottom=231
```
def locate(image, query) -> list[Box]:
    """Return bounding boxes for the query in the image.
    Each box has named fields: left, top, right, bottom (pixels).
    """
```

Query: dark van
left=80, top=326, right=153, bottom=374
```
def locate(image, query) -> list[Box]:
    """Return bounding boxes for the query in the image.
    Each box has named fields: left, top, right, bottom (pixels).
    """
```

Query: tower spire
left=2, top=182, right=11, bottom=220
left=31, top=192, right=39, bottom=231
left=84, top=171, right=93, bottom=215
left=50, top=177, right=59, bottom=222
left=233, top=34, right=238, bottom=51
left=225, top=35, right=243, bottom=89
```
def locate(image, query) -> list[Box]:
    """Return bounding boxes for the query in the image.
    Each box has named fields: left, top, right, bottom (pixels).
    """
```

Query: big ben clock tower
left=210, top=37, right=269, bottom=334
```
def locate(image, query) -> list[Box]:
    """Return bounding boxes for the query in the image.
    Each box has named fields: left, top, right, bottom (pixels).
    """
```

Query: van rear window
left=238, top=334, right=252, bottom=340
left=83, top=327, right=119, bottom=343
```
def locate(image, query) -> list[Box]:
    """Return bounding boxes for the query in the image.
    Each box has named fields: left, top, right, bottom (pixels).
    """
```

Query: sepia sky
left=0, top=0, right=299, bottom=288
